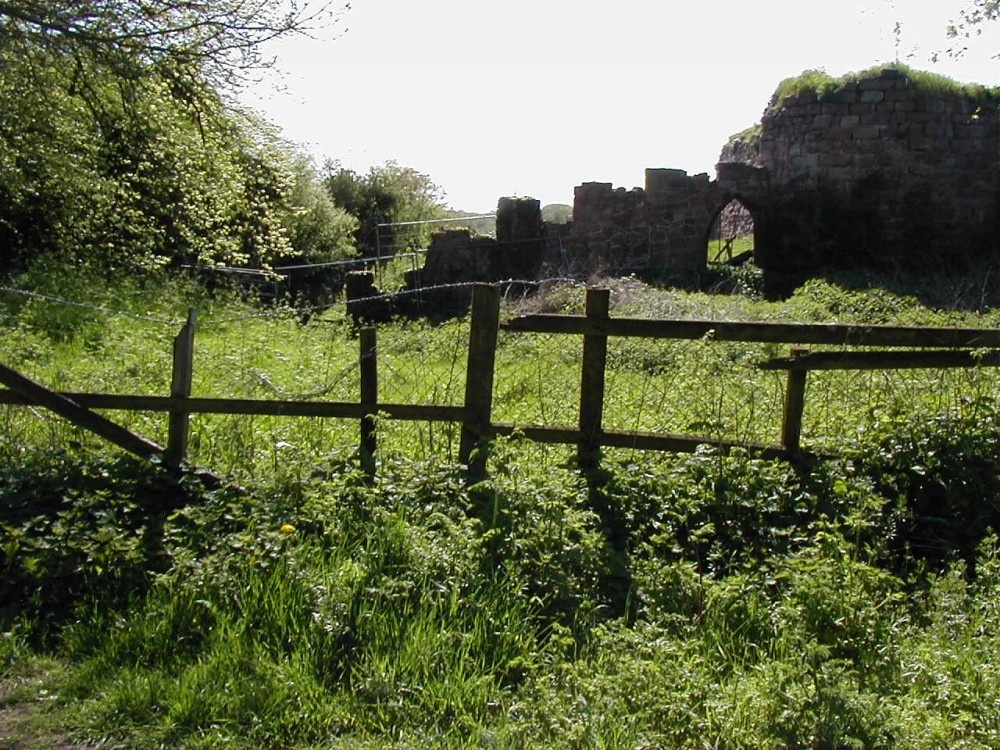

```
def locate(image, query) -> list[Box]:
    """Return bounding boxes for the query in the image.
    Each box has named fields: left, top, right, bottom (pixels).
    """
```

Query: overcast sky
left=244, top=1, right=1000, bottom=213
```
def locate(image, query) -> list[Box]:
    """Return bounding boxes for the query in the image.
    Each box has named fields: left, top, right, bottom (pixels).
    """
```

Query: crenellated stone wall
left=566, top=169, right=725, bottom=275
left=352, top=66, right=1000, bottom=313
left=564, top=67, right=999, bottom=274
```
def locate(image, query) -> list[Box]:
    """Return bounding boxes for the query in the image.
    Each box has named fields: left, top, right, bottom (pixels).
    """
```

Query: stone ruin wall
left=724, top=68, right=999, bottom=270
left=347, top=67, right=1000, bottom=319
left=566, top=68, right=999, bottom=275
left=567, top=169, right=725, bottom=275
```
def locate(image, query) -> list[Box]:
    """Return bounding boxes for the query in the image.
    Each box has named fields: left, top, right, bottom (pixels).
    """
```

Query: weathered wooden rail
left=1, top=284, right=998, bottom=479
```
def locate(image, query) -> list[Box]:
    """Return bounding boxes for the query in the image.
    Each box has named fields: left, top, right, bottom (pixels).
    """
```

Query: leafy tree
left=0, top=1, right=352, bottom=274
left=0, top=0, right=343, bottom=99
left=322, top=160, right=447, bottom=257
left=281, top=155, right=358, bottom=264
left=947, top=1, right=1000, bottom=55
left=0, top=45, right=349, bottom=273
left=541, top=204, right=573, bottom=224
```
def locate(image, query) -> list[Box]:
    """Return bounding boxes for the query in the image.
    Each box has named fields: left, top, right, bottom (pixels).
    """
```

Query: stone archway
left=706, top=197, right=756, bottom=266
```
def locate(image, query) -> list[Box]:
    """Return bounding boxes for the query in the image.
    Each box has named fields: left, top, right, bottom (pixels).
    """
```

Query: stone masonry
left=721, top=67, right=999, bottom=270
left=352, top=66, right=999, bottom=312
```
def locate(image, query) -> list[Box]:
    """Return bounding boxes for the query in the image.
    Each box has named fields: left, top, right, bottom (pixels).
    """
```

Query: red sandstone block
left=860, top=77, right=899, bottom=91
left=854, top=154, right=879, bottom=169
left=808, top=114, right=834, bottom=130
left=820, top=102, right=850, bottom=116
left=820, top=152, right=853, bottom=167
left=869, top=112, right=892, bottom=125
left=853, top=124, right=884, bottom=140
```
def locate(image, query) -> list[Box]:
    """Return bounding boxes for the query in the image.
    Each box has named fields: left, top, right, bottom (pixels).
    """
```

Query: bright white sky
left=244, top=0, right=1000, bottom=213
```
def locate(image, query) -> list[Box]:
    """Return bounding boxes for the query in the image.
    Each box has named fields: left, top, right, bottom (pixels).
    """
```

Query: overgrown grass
left=2, top=260, right=1000, bottom=747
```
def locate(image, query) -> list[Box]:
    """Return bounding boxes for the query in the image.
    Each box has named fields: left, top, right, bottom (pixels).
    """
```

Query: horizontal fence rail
left=502, top=314, right=1000, bottom=348
left=2, top=284, right=999, bottom=479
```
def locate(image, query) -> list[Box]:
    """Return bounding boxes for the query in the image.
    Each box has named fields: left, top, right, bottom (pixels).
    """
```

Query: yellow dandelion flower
left=279, top=523, right=296, bottom=534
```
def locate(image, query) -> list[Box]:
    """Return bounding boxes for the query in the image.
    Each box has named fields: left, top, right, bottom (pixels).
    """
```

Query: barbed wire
left=0, top=285, right=185, bottom=325
left=196, top=278, right=587, bottom=326
left=0, top=276, right=588, bottom=331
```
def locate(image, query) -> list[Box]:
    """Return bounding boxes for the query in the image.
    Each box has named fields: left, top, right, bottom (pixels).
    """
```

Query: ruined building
left=353, top=67, right=999, bottom=315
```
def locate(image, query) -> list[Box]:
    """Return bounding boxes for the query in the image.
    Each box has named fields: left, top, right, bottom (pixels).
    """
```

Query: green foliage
left=727, top=122, right=763, bottom=143
left=541, top=203, right=572, bottom=224
left=852, top=409, right=1000, bottom=575
left=472, top=445, right=610, bottom=624
left=3, top=273, right=1000, bottom=746
left=17, top=457, right=554, bottom=746
left=770, top=63, right=999, bottom=113
left=0, top=0, right=342, bottom=98
left=0, top=39, right=353, bottom=274
left=323, top=160, right=447, bottom=255
left=0, top=449, right=231, bottom=641
left=280, top=154, right=358, bottom=265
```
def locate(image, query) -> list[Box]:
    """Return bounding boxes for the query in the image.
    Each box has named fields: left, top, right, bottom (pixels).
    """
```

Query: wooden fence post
left=781, top=347, right=809, bottom=454
left=460, top=283, right=501, bottom=481
left=166, top=308, right=197, bottom=467
left=578, top=287, right=610, bottom=470
left=360, top=326, right=378, bottom=477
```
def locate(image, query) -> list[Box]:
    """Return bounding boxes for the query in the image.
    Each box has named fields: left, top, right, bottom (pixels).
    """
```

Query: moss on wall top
left=768, top=64, right=999, bottom=111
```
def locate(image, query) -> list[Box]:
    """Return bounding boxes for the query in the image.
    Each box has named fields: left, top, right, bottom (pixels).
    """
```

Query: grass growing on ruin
left=769, top=62, right=1000, bottom=110
left=3, top=261, right=1000, bottom=748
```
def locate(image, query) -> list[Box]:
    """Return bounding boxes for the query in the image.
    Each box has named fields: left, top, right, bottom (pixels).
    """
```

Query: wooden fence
left=2, top=283, right=1000, bottom=479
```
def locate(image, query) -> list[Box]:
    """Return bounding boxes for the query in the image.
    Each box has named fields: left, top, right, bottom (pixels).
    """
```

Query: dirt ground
left=0, top=673, right=100, bottom=750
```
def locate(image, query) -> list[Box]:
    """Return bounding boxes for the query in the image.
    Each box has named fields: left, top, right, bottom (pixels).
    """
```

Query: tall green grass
left=2, top=260, right=1000, bottom=747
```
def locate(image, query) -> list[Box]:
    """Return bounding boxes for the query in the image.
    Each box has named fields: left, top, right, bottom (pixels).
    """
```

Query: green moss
left=726, top=123, right=762, bottom=144
left=768, top=63, right=999, bottom=113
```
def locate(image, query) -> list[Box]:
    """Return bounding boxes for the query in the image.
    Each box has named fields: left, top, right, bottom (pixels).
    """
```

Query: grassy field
left=2, top=260, right=1000, bottom=748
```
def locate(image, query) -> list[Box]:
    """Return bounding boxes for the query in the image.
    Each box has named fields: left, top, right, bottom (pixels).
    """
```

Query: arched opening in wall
left=706, top=198, right=755, bottom=266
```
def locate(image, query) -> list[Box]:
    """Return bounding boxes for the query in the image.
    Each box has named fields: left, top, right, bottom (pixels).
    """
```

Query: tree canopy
left=0, top=0, right=356, bottom=274
left=0, top=0, right=343, bottom=95
left=947, top=0, right=1000, bottom=56
left=323, top=161, right=448, bottom=256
